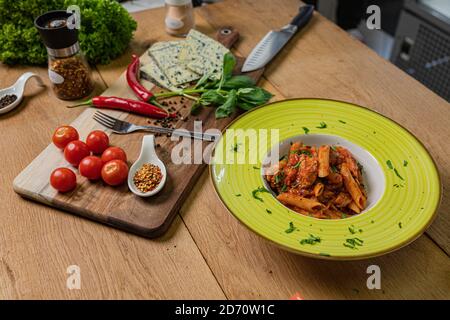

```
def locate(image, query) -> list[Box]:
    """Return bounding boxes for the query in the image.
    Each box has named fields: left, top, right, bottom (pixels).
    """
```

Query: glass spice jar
left=35, top=11, right=94, bottom=100
left=165, top=0, right=195, bottom=37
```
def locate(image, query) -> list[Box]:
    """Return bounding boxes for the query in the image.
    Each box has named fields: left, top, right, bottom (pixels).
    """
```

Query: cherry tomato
left=101, top=146, right=127, bottom=163
left=52, top=126, right=79, bottom=149
left=101, top=160, right=129, bottom=186
left=79, top=156, right=103, bottom=180
left=64, top=140, right=91, bottom=167
left=86, top=130, right=109, bottom=154
left=50, top=168, right=77, bottom=192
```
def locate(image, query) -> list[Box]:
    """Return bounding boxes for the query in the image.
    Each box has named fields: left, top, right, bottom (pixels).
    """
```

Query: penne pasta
left=266, top=140, right=367, bottom=219
left=313, top=182, right=324, bottom=197
left=341, top=163, right=366, bottom=210
left=348, top=201, right=361, bottom=213
left=318, top=145, right=330, bottom=177
left=277, top=193, right=324, bottom=212
left=333, top=192, right=352, bottom=208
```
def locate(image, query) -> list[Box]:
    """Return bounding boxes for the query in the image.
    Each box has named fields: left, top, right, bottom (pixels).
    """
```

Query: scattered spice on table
left=133, top=163, right=163, bottom=193
left=0, top=94, right=17, bottom=109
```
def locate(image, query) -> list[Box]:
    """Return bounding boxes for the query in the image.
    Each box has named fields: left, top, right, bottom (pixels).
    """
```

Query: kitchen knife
left=241, top=4, right=314, bottom=73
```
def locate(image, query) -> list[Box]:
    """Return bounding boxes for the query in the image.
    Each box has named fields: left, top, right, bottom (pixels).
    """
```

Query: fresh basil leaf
left=200, top=90, right=226, bottom=106
left=222, top=52, right=236, bottom=80
left=215, top=89, right=237, bottom=119
left=237, top=100, right=256, bottom=111
left=238, top=87, right=273, bottom=105
left=222, top=75, right=255, bottom=89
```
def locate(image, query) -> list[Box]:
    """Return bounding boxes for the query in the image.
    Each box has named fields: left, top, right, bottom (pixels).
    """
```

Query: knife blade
left=241, top=4, right=314, bottom=73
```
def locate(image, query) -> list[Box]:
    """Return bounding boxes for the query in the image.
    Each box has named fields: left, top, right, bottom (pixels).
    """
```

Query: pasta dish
left=265, top=141, right=367, bottom=219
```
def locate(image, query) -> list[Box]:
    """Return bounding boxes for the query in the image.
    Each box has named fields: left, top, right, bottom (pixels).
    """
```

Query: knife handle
left=290, top=4, right=314, bottom=30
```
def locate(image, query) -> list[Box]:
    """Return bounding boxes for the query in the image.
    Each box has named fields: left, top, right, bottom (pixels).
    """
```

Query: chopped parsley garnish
left=387, top=160, right=405, bottom=181
left=319, top=252, right=331, bottom=257
left=348, top=225, right=363, bottom=234
left=300, top=234, right=321, bottom=245
left=393, top=168, right=404, bottom=180
left=302, top=127, right=310, bottom=134
left=331, top=165, right=338, bottom=173
left=285, top=222, right=296, bottom=233
left=386, top=160, right=394, bottom=170
left=251, top=186, right=270, bottom=202
left=398, top=222, right=402, bottom=229
left=292, top=149, right=312, bottom=157
left=300, top=150, right=312, bottom=157
left=338, top=120, right=347, bottom=124
left=284, top=221, right=297, bottom=233
left=403, top=160, right=408, bottom=167
left=292, top=160, right=303, bottom=169
left=316, top=122, right=327, bottom=129
left=274, top=174, right=282, bottom=184
left=281, top=184, right=287, bottom=192
left=253, top=166, right=260, bottom=170
left=279, top=155, right=287, bottom=161
left=266, top=209, right=272, bottom=214
left=343, top=237, right=364, bottom=249
left=235, top=193, right=242, bottom=197
left=232, top=143, right=240, bottom=152
left=330, top=145, right=337, bottom=151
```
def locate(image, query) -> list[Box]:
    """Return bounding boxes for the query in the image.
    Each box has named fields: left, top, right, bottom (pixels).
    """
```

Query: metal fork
left=93, top=111, right=219, bottom=142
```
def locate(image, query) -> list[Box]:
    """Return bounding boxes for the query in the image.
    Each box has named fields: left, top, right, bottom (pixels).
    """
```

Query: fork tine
left=93, top=115, right=114, bottom=129
left=96, top=111, right=120, bottom=122
left=94, top=112, right=115, bottom=126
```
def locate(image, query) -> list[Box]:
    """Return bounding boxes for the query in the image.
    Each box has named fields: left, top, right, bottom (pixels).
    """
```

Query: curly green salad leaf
left=0, top=0, right=137, bottom=65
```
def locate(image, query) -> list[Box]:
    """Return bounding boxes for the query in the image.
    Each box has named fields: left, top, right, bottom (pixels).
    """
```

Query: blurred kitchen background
left=119, top=0, right=450, bottom=101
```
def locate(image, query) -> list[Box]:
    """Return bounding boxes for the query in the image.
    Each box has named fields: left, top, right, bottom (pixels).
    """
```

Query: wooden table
left=0, top=0, right=449, bottom=299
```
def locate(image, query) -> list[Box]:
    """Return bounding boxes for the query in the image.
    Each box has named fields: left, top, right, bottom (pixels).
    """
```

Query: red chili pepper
left=127, top=54, right=154, bottom=102
left=69, top=96, right=176, bottom=119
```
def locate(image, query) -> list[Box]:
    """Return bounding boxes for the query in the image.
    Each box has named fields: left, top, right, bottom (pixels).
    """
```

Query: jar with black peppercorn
left=35, top=10, right=94, bottom=100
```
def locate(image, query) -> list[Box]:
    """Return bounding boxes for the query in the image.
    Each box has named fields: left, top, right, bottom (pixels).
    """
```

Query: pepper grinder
left=35, top=10, right=94, bottom=100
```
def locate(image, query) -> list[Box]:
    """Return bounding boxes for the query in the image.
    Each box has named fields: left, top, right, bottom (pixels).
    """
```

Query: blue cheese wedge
left=140, top=59, right=181, bottom=92
left=185, top=29, right=229, bottom=80
left=148, top=41, right=200, bottom=86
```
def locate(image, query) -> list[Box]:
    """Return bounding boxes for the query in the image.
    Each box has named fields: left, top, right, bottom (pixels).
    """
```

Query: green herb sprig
left=154, top=53, right=273, bottom=118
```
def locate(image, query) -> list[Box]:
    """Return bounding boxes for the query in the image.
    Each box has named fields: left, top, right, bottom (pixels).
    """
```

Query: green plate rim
left=209, top=98, right=442, bottom=260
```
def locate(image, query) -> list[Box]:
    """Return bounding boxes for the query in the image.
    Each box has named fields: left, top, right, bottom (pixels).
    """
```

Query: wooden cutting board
left=13, top=27, right=264, bottom=238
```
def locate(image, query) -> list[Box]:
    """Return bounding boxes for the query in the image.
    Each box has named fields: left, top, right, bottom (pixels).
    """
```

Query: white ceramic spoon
left=128, top=135, right=167, bottom=197
left=0, top=72, right=44, bottom=115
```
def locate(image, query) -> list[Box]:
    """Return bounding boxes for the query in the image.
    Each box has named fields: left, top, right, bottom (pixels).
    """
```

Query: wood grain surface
left=0, top=0, right=448, bottom=299
left=13, top=28, right=263, bottom=238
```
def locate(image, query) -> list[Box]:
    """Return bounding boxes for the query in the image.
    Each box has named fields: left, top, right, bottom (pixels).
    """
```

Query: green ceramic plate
left=210, top=99, right=441, bottom=260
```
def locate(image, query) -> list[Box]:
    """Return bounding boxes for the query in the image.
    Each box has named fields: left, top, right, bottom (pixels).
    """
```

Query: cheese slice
left=140, top=59, right=180, bottom=92
left=185, top=29, right=229, bottom=80
left=148, top=41, right=200, bottom=86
